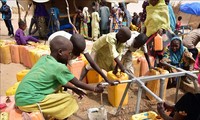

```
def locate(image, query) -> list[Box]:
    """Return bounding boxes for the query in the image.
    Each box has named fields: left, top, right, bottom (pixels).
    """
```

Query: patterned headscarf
left=169, top=36, right=184, bottom=66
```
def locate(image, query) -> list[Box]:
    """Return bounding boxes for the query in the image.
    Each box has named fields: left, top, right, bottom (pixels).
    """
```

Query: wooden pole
left=65, top=0, right=79, bottom=34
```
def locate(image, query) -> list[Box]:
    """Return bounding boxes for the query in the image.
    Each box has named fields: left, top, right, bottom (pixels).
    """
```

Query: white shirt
left=123, top=31, right=148, bottom=55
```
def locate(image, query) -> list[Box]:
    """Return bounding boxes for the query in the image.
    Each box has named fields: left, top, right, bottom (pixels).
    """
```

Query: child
left=157, top=92, right=200, bottom=120
left=15, top=36, right=104, bottom=119
left=49, top=0, right=60, bottom=32
left=15, top=20, right=39, bottom=45
left=121, top=31, right=149, bottom=75
left=91, top=6, right=100, bottom=41
left=80, top=7, right=90, bottom=38
left=176, top=16, right=182, bottom=31
left=161, top=36, right=194, bottom=86
left=73, top=7, right=83, bottom=33
left=0, top=0, right=14, bottom=37
left=161, top=36, right=193, bottom=69
left=48, top=31, right=117, bottom=85
left=79, top=27, right=131, bottom=81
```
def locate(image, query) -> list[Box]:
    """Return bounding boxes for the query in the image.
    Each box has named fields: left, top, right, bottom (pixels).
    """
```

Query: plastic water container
left=146, top=68, right=169, bottom=101
left=87, top=70, right=103, bottom=83
left=0, top=112, right=9, bottom=120
left=16, top=69, right=30, bottom=82
left=140, top=56, right=155, bottom=76
left=131, top=111, right=160, bottom=120
left=6, top=82, right=20, bottom=96
left=107, top=71, right=129, bottom=107
left=154, top=34, right=163, bottom=51
left=68, top=60, right=86, bottom=80
left=88, top=107, right=107, bottom=120
left=132, top=50, right=144, bottom=77
left=10, top=45, right=20, bottom=63
left=0, top=45, right=11, bottom=64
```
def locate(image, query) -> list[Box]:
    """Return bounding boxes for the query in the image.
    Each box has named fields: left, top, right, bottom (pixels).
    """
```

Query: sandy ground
left=0, top=13, right=191, bottom=119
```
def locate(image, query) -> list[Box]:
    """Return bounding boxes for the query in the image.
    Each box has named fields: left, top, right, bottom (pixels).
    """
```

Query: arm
left=84, top=52, right=108, bottom=82
left=69, top=77, right=103, bottom=93
left=64, top=83, right=86, bottom=99
left=1, top=5, right=10, bottom=14
left=157, top=102, right=174, bottom=120
left=143, top=44, right=152, bottom=69
left=114, top=57, right=125, bottom=73
left=19, top=30, right=28, bottom=45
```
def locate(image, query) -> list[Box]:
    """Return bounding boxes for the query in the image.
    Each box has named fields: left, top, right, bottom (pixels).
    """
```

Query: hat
left=1, top=0, right=7, bottom=2
left=33, top=0, right=49, bottom=3
left=171, top=36, right=182, bottom=41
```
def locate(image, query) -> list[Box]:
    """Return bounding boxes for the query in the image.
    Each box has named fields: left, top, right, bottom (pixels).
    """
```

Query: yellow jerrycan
left=107, top=71, right=129, bottom=107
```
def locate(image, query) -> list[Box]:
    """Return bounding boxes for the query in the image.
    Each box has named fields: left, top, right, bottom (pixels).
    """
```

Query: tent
left=180, top=2, right=200, bottom=16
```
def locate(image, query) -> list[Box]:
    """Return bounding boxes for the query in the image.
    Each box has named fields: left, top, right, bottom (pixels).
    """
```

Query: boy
left=48, top=31, right=117, bottom=85
left=15, top=20, right=39, bottom=45
left=176, top=16, right=182, bottom=31
left=121, top=31, right=149, bottom=74
left=15, top=36, right=104, bottom=119
left=79, top=27, right=132, bottom=81
left=0, top=0, right=14, bottom=37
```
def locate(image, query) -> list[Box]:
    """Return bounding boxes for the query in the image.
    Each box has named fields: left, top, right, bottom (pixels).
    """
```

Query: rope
left=36, top=103, right=45, bottom=120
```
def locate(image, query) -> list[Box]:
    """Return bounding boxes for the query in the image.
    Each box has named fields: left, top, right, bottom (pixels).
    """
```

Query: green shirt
left=15, top=55, right=74, bottom=106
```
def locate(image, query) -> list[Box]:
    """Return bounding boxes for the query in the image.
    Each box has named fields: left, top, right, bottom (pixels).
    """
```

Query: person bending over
left=79, top=27, right=132, bottom=81
left=48, top=31, right=118, bottom=85
left=15, top=36, right=104, bottom=119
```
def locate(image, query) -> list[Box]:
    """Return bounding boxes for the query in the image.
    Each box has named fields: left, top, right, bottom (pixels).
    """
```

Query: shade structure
left=180, top=2, right=200, bottom=16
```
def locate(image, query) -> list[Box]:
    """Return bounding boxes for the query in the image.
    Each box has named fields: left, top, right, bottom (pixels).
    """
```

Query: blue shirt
left=0, top=4, right=11, bottom=20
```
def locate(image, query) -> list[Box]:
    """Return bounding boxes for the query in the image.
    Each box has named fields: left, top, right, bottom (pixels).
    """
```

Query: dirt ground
left=0, top=13, right=189, bottom=120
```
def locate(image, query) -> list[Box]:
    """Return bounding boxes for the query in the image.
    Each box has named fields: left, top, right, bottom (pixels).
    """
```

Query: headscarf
left=83, top=7, right=90, bottom=23
left=1, top=0, right=7, bottom=2
left=145, top=0, right=170, bottom=37
left=169, top=36, right=184, bottom=66
left=168, top=4, right=176, bottom=31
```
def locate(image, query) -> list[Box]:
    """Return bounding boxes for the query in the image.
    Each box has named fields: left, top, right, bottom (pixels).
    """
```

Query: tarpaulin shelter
left=179, top=2, right=200, bottom=30
left=180, top=2, right=200, bottom=16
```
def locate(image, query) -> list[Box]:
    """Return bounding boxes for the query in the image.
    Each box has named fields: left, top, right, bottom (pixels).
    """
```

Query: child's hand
left=157, top=102, right=166, bottom=115
left=160, top=58, right=171, bottom=63
left=94, top=84, right=104, bottom=93
left=72, top=88, right=87, bottom=99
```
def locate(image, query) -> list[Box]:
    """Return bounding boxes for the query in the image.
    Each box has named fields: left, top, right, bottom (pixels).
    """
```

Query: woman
left=80, top=7, right=90, bottom=38
left=91, top=6, right=100, bottom=41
